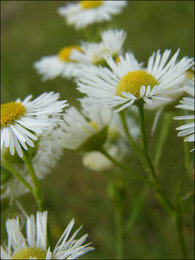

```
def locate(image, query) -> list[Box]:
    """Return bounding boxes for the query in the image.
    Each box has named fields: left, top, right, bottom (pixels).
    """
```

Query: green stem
left=119, top=110, right=149, bottom=170
left=137, top=103, right=175, bottom=216
left=115, top=200, right=124, bottom=259
left=1, top=160, right=33, bottom=193
left=100, top=145, right=174, bottom=245
left=100, top=147, right=152, bottom=186
left=153, top=112, right=172, bottom=168
left=78, top=24, right=104, bottom=42
left=150, top=108, right=163, bottom=137
left=183, top=141, right=193, bottom=179
left=137, top=103, right=157, bottom=182
left=137, top=103, right=188, bottom=258
left=105, top=172, right=124, bottom=259
left=175, top=216, right=188, bottom=259
left=154, top=187, right=175, bottom=217
left=125, top=185, right=149, bottom=231
left=175, top=186, right=188, bottom=259
left=22, top=150, right=51, bottom=247
left=22, top=151, right=45, bottom=212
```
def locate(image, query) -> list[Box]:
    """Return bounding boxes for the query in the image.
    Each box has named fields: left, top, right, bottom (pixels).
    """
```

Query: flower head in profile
left=57, top=1, right=127, bottom=29
left=34, top=46, right=83, bottom=81
left=58, top=106, right=112, bottom=152
left=77, top=49, right=194, bottom=112
left=1, top=92, right=68, bottom=157
left=82, top=109, right=139, bottom=172
left=1, top=123, right=65, bottom=200
left=71, top=29, right=127, bottom=66
left=174, top=84, right=195, bottom=151
left=1, top=211, right=94, bottom=259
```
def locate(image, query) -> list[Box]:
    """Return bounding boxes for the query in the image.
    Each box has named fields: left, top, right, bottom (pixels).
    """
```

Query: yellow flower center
left=116, top=70, right=159, bottom=98
left=1, top=102, right=26, bottom=128
left=58, top=46, right=82, bottom=62
left=12, top=248, right=48, bottom=259
left=80, top=1, right=103, bottom=9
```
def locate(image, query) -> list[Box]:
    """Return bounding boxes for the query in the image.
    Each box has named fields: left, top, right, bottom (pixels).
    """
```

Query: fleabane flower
left=71, top=29, right=127, bottom=66
left=76, top=49, right=194, bottom=112
left=174, top=85, right=195, bottom=151
left=78, top=98, right=139, bottom=171
left=1, top=123, right=65, bottom=200
left=33, top=46, right=83, bottom=81
left=1, top=211, right=94, bottom=259
left=82, top=119, right=135, bottom=172
left=58, top=106, right=112, bottom=151
left=57, top=1, right=127, bottom=29
left=1, top=92, right=68, bottom=157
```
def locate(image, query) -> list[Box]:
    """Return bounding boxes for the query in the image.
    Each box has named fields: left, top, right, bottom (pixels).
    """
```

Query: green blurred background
left=1, top=1, right=194, bottom=259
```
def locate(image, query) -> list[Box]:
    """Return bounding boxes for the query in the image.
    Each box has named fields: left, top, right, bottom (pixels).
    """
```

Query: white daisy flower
left=33, top=46, right=83, bottom=81
left=174, top=85, right=195, bottom=151
left=58, top=106, right=112, bottom=151
left=1, top=123, right=65, bottom=200
left=1, top=211, right=94, bottom=259
left=76, top=49, right=194, bottom=112
left=1, top=92, right=68, bottom=158
left=57, top=1, right=127, bottom=29
left=71, top=29, right=127, bottom=65
left=80, top=100, right=139, bottom=171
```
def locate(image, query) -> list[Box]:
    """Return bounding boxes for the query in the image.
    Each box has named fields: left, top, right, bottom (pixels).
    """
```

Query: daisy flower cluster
left=1, top=1, right=194, bottom=260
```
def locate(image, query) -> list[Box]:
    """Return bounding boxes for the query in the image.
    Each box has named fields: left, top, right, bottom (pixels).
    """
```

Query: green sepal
left=77, top=126, right=108, bottom=152
left=1, top=165, right=12, bottom=185
left=1, top=138, right=39, bottom=165
left=1, top=197, right=10, bottom=211
left=1, top=148, right=24, bottom=165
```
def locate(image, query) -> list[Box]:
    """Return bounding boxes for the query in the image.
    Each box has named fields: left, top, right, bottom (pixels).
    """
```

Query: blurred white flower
left=33, top=46, right=83, bottom=81
left=71, top=29, right=127, bottom=66
left=83, top=145, right=119, bottom=172
left=58, top=106, right=112, bottom=151
left=82, top=107, right=140, bottom=171
left=57, top=1, right=127, bottom=29
left=1, top=211, right=94, bottom=259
